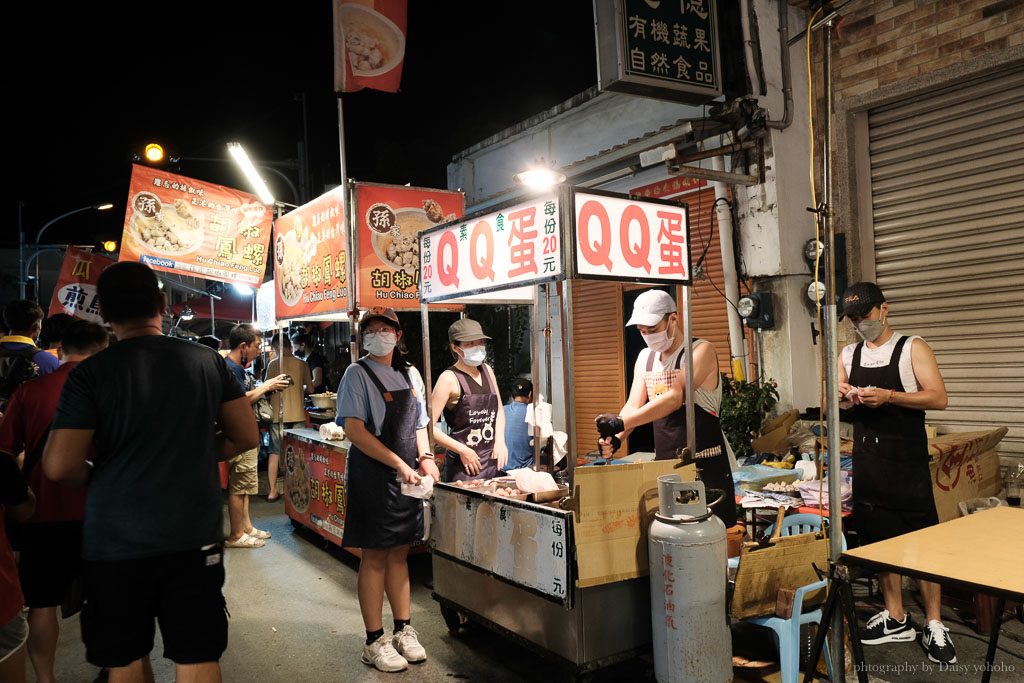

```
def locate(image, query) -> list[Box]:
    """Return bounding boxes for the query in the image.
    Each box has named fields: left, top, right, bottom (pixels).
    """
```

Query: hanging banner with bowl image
left=354, top=182, right=464, bottom=309
left=333, top=0, right=407, bottom=94
left=273, top=185, right=349, bottom=320
left=119, top=164, right=272, bottom=286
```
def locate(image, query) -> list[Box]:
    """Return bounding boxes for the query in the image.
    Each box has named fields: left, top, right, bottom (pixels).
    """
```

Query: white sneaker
left=361, top=634, right=408, bottom=672
left=392, top=625, right=427, bottom=663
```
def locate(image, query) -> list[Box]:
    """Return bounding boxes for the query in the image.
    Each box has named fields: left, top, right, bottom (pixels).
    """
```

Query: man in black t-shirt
left=290, top=333, right=326, bottom=394
left=43, top=263, right=258, bottom=682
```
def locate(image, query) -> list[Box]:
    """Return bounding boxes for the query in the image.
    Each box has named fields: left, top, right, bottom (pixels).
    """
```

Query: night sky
left=10, top=1, right=597, bottom=251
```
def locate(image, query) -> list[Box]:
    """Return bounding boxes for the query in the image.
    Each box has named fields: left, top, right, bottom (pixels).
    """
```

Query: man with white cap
left=595, top=289, right=736, bottom=527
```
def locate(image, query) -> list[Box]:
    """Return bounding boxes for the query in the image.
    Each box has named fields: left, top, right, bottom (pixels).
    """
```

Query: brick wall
left=826, top=0, right=1023, bottom=101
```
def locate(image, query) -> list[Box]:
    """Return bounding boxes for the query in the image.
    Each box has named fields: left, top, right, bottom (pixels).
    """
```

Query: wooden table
left=813, top=507, right=1024, bottom=682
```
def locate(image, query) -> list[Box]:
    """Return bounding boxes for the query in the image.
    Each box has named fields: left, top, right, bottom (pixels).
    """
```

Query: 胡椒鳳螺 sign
left=572, top=190, right=691, bottom=285
left=273, top=185, right=349, bottom=320
left=419, top=194, right=563, bottom=303
left=119, top=164, right=272, bottom=286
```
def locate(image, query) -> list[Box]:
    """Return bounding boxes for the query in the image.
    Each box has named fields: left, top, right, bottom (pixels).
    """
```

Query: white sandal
left=225, top=532, right=265, bottom=548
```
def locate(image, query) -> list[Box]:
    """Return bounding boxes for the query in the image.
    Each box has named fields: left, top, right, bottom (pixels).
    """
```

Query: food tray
left=528, top=485, right=569, bottom=504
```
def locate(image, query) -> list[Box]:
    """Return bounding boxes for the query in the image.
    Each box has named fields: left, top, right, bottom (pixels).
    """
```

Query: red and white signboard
left=572, top=190, right=690, bottom=285
left=419, top=194, right=562, bottom=302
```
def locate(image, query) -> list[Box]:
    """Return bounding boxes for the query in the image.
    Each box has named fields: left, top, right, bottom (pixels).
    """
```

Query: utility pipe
left=710, top=154, right=748, bottom=381
left=766, top=0, right=794, bottom=130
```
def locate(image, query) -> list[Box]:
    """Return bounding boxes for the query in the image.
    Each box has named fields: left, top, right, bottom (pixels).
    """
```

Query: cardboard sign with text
left=47, top=246, right=117, bottom=324
left=120, top=165, right=272, bottom=286
left=419, top=193, right=562, bottom=303
left=572, top=189, right=690, bottom=285
left=274, top=186, right=349, bottom=320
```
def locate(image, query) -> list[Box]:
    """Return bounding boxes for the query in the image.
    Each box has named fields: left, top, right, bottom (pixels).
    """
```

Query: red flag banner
left=47, top=246, right=118, bottom=324
left=333, top=0, right=407, bottom=93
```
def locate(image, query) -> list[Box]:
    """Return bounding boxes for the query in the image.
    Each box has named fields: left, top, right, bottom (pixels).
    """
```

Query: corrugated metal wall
left=867, top=65, right=1024, bottom=459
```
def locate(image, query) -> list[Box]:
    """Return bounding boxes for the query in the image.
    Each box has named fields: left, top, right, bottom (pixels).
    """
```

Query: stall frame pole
left=529, top=285, right=543, bottom=471
left=420, top=302, right=436, bottom=454
left=560, top=278, right=577, bottom=489
left=681, top=284, right=695, bottom=461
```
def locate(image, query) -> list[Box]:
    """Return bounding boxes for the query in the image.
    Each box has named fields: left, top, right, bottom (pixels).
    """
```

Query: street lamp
left=513, top=159, right=566, bottom=189
left=19, top=202, right=114, bottom=299
left=228, top=143, right=275, bottom=205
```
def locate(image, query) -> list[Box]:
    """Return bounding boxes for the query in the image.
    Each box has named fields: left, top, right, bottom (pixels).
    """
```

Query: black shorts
left=18, top=521, right=83, bottom=608
left=81, top=545, right=227, bottom=668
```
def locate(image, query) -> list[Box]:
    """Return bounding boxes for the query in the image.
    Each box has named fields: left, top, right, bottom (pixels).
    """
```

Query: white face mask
left=363, top=331, right=397, bottom=357
left=461, top=346, right=487, bottom=367
left=641, top=328, right=673, bottom=353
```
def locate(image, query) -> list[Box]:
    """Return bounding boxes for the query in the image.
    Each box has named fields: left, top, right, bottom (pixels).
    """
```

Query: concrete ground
left=38, top=491, right=1024, bottom=682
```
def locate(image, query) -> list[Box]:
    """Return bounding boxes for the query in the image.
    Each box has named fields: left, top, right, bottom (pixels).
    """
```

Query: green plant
left=719, top=373, right=780, bottom=461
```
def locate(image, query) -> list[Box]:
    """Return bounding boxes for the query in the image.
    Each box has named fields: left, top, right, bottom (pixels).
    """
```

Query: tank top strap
left=889, top=335, right=910, bottom=366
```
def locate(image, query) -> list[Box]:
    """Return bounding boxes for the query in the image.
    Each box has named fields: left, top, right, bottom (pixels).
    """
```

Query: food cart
left=417, top=187, right=702, bottom=674
left=273, top=181, right=465, bottom=555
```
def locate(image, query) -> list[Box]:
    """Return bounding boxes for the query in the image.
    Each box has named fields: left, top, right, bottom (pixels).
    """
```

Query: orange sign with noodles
left=119, top=164, right=273, bottom=286
left=273, top=186, right=349, bottom=320
left=354, top=183, right=464, bottom=309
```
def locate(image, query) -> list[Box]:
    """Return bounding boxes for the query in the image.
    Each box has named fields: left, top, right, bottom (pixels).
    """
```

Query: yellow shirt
left=267, top=355, right=313, bottom=423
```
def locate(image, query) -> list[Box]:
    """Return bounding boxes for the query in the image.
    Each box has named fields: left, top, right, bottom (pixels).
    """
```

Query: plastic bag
left=797, top=470, right=852, bottom=512
left=957, top=496, right=1004, bottom=517
left=506, top=467, right=558, bottom=494
left=399, top=474, right=434, bottom=499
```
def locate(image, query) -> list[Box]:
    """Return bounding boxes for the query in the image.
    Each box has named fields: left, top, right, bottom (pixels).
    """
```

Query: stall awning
left=170, top=291, right=253, bottom=321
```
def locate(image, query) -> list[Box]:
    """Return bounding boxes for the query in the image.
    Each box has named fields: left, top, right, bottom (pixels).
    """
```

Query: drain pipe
left=710, top=153, right=748, bottom=381
left=766, top=0, right=793, bottom=130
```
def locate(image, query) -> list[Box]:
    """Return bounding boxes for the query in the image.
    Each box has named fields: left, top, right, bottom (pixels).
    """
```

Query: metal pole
left=681, top=285, right=695, bottom=461
left=821, top=17, right=846, bottom=680
left=560, top=279, right=577, bottom=488
left=530, top=286, right=543, bottom=471
left=420, top=302, right=435, bottom=453
left=18, top=202, right=25, bottom=299
left=210, top=295, right=216, bottom=336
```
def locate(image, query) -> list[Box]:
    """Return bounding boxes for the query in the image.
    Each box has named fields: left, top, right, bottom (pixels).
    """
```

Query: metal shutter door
left=868, top=65, right=1024, bottom=460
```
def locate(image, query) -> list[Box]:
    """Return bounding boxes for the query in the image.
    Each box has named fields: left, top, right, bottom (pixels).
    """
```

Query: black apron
left=646, top=344, right=737, bottom=528
left=849, top=335, right=937, bottom=544
left=340, top=359, right=423, bottom=550
left=442, top=364, right=499, bottom=482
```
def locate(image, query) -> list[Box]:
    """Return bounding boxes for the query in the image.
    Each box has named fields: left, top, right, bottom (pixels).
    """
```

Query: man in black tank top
left=837, top=282, right=954, bottom=665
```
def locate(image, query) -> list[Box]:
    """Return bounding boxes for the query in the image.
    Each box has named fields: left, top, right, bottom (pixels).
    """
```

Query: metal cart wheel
left=439, top=603, right=462, bottom=634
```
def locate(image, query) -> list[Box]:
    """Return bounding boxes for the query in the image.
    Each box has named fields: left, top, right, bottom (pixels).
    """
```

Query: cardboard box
left=928, top=428, right=1007, bottom=523
left=573, top=460, right=697, bottom=588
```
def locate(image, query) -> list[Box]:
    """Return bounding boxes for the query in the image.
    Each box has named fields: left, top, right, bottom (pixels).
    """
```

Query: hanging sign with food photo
left=354, top=182, right=464, bottom=309
left=119, top=164, right=273, bottom=286
left=273, top=185, right=349, bottom=319
left=333, top=0, right=407, bottom=94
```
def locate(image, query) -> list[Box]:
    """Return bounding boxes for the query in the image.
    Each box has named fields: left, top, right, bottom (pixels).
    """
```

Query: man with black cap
left=837, top=281, right=954, bottom=664
left=429, top=318, right=507, bottom=481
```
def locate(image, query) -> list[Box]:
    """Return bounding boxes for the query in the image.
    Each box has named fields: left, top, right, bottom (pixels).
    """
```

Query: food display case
left=417, top=187, right=702, bottom=673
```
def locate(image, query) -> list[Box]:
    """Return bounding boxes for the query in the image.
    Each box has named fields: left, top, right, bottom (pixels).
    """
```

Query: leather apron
left=442, top=365, right=499, bottom=482
left=849, top=336, right=937, bottom=544
left=340, top=359, right=423, bottom=550
left=646, top=344, right=737, bottom=527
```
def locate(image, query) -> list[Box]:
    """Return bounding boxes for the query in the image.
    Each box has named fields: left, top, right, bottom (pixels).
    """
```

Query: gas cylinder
left=648, top=475, right=731, bottom=683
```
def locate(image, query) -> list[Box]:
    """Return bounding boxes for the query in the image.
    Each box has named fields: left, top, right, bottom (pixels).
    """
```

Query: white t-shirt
left=841, top=333, right=922, bottom=392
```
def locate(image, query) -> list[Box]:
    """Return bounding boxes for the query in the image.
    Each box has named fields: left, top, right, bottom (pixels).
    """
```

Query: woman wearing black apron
left=595, top=290, right=737, bottom=527
left=429, top=319, right=508, bottom=481
left=336, top=307, right=440, bottom=673
left=837, top=282, right=954, bottom=665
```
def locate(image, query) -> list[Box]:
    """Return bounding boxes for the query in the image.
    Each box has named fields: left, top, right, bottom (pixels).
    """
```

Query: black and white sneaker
left=922, top=620, right=957, bottom=664
left=861, top=609, right=917, bottom=645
